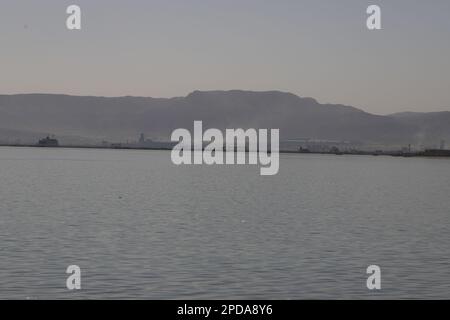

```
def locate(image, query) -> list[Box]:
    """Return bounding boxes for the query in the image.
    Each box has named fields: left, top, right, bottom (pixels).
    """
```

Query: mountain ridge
left=0, top=90, right=449, bottom=148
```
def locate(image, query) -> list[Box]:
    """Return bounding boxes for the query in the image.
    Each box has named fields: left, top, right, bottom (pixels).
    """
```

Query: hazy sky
left=1, top=0, right=450, bottom=114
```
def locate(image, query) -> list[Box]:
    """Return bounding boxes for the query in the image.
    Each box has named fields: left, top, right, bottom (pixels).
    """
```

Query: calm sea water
left=0, top=146, right=449, bottom=299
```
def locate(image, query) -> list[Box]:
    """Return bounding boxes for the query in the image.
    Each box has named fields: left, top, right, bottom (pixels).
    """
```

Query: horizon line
left=1, top=90, right=449, bottom=116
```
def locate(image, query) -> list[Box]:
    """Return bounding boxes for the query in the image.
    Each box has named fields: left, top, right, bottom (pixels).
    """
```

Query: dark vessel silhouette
left=37, top=136, right=59, bottom=147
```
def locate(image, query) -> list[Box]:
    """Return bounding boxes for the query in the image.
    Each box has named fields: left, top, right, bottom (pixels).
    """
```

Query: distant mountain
left=0, top=127, right=45, bottom=144
left=389, top=111, right=450, bottom=148
left=0, top=91, right=448, bottom=148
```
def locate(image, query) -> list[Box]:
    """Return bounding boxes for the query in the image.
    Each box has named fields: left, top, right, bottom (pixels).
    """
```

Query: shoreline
left=1, top=143, right=449, bottom=158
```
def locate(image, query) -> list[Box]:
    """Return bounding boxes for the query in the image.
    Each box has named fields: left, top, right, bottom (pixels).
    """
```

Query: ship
left=37, top=136, right=59, bottom=147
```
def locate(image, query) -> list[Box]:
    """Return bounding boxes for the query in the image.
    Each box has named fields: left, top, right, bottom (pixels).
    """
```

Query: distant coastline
left=1, top=143, right=449, bottom=158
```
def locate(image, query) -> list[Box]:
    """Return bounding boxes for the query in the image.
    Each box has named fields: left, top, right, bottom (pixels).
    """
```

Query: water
left=0, top=146, right=450, bottom=299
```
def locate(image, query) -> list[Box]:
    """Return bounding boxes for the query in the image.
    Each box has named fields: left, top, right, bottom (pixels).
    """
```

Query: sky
left=1, top=0, right=450, bottom=115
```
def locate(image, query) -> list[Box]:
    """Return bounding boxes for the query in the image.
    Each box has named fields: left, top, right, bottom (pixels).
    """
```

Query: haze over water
left=0, top=147, right=449, bottom=299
